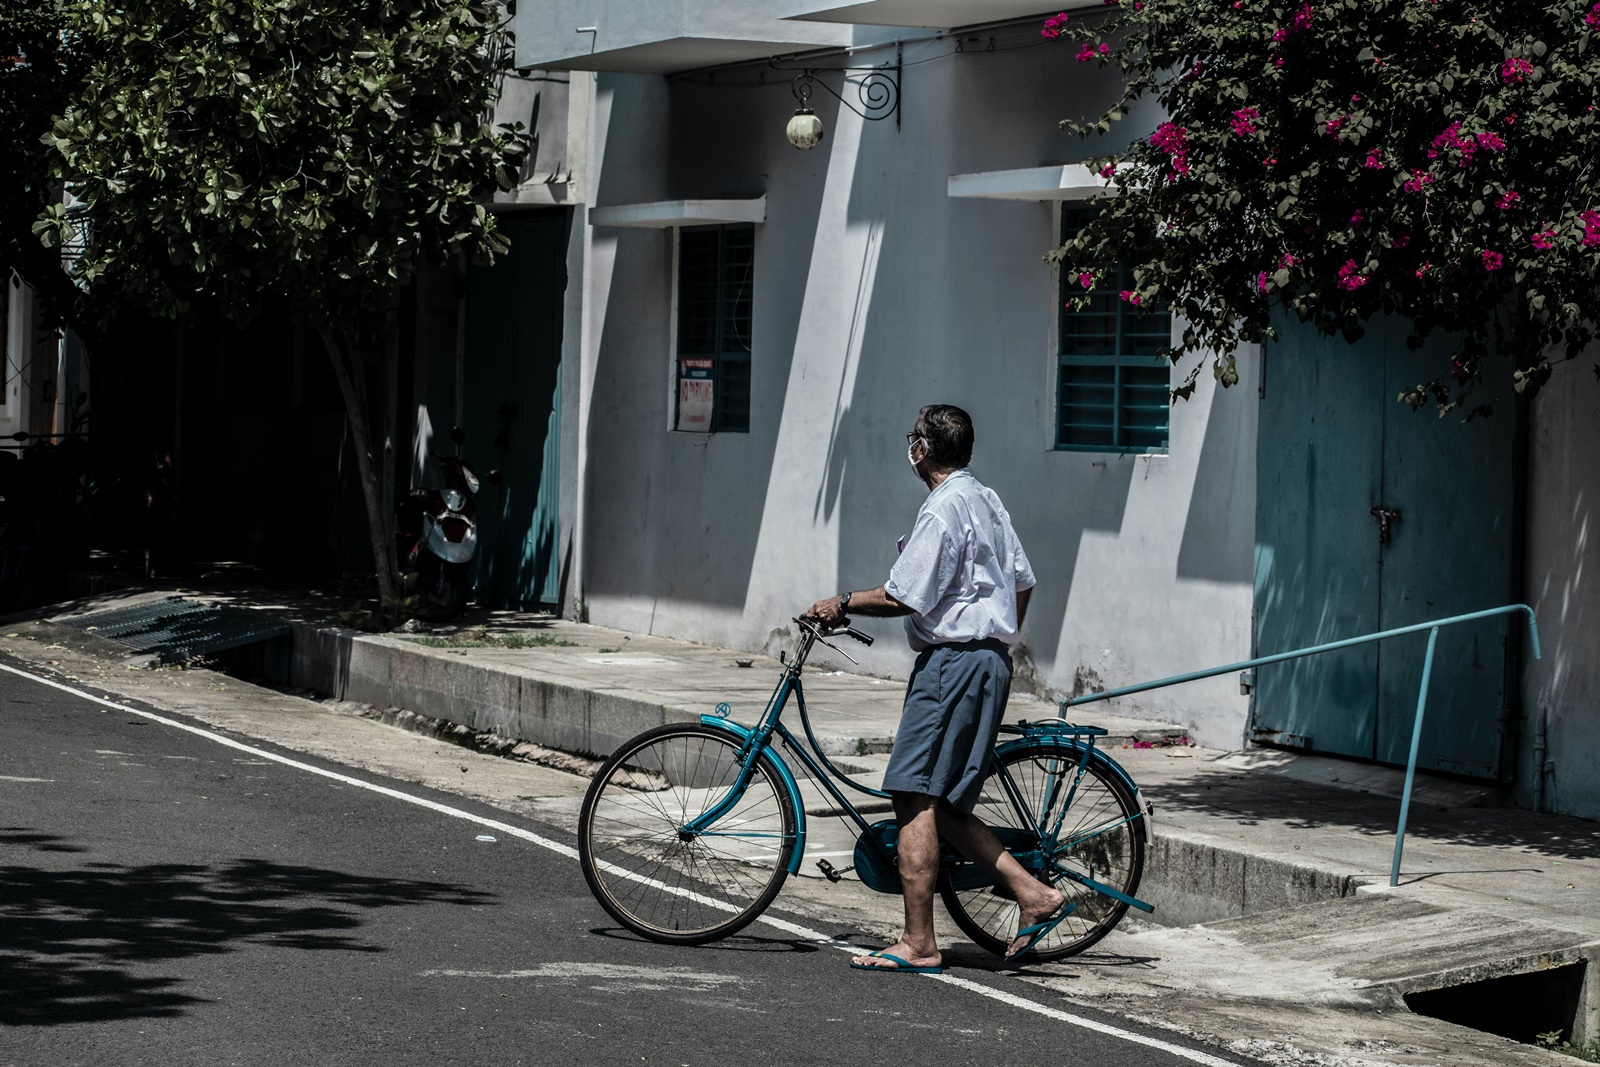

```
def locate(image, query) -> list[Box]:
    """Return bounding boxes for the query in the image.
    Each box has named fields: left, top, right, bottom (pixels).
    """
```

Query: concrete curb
left=276, top=619, right=1186, bottom=761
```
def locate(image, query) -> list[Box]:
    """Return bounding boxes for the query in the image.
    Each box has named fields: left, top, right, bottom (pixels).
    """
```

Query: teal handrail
left=1059, top=604, right=1541, bottom=887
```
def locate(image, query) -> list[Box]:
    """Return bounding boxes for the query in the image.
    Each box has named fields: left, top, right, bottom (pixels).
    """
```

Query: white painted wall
left=564, top=31, right=1259, bottom=747
left=1520, top=360, right=1600, bottom=821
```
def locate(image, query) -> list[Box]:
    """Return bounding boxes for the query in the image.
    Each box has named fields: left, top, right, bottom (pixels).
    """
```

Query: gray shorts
left=881, top=639, right=1014, bottom=814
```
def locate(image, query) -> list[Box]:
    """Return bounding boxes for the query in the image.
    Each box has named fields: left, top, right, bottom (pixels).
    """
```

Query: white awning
left=946, top=165, right=1119, bottom=202
left=588, top=197, right=767, bottom=228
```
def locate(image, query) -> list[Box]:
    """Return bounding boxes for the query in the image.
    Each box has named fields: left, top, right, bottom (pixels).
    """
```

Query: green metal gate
left=1252, top=316, right=1522, bottom=778
left=463, top=213, right=567, bottom=610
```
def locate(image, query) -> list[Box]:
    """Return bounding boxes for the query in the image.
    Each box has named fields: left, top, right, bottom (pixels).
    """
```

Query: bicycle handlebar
left=794, top=616, right=874, bottom=647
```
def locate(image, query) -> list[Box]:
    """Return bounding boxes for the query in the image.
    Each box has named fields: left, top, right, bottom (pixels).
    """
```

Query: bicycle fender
left=698, top=715, right=808, bottom=875
left=994, top=735, right=1154, bottom=845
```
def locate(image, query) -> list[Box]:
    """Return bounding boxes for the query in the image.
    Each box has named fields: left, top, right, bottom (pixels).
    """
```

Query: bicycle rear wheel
left=579, top=723, right=797, bottom=944
left=940, top=742, right=1145, bottom=961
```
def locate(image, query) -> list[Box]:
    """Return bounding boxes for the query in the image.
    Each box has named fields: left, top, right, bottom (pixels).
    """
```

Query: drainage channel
left=1405, top=959, right=1595, bottom=1051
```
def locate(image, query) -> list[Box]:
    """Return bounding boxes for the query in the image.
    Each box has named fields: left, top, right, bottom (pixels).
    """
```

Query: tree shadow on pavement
left=1142, top=764, right=1600, bottom=861
left=0, top=828, right=493, bottom=1027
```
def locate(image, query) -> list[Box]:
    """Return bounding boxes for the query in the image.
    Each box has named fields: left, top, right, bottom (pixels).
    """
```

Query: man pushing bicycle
left=805, top=404, right=1069, bottom=974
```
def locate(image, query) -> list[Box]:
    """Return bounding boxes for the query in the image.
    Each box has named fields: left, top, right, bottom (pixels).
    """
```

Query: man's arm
left=1017, top=586, right=1032, bottom=629
left=804, top=585, right=913, bottom=627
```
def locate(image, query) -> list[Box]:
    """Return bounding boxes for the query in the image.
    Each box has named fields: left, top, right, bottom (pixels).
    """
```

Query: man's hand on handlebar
left=803, top=595, right=848, bottom=628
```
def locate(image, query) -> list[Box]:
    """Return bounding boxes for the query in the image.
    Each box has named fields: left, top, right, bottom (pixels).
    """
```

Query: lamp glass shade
left=786, top=111, right=824, bottom=150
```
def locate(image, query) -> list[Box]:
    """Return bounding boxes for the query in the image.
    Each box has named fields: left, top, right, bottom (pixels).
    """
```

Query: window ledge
left=590, top=198, right=766, bottom=229
left=948, top=165, right=1123, bottom=202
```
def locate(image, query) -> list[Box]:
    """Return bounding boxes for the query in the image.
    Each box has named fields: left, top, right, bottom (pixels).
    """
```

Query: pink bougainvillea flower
left=1280, top=253, right=1298, bottom=267
left=1364, top=149, right=1385, bottom=169
left=1497, top=189, right=1521, bottom=209
left=1392, top=234, right=1411, bottom=249
left=1231, top=107, right=1260, bottom=136
left=1098, top=41, right=1111, bottom=53
left=1150, top=121, right=1190, bottom=178
left=1430, top=121, right=1482, bottom=167
left=1273, top=55, right=1285, bottom=68
left=1476, top=131, right=1506, bottom=151
left=1040, top=11, right=1070, bottom=38
left=1256, top=270, right=1272, bottom=292
left=1336, top=259, right=1368, bottom=291
left=1119, top=290, right=1142, bottom=305
left=1079, top=271, right=1095, bottom=288
left=1403, top=169, right=1435, bottom=193
left=1350, top=93, right=1362, bottom=103
left=1271, top=3, right=1314, bottom=41
left=1098, top=161, right=1118, bottom=179
left=1075, top=42, right=1097, bottom=61
left=1501, top=56, right=1534, bottom=82
left=1581, top=210, right=1600, bottom=247
left=1481, top=249, right=1504, bottom=270
left=1531, top=229, right=1557, bottom=250
left=1350, top=209, right=1364, bottom=231
left=1587, top=2, right=1600, bottom=27
left=1415, top=261, right=1432, bottom=278
left=1325, top=115, right=1348, bottom=137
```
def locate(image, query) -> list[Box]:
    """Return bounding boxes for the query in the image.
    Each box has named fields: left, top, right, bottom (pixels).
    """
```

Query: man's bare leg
left=850, top=793, right=943, bottom=970
left=935, top=802, right=1066, bottom=958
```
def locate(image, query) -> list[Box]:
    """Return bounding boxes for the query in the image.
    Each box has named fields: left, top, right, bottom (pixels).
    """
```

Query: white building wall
left=1520, top=362, right=1600, bottom=821
left=566, top=33, right=1258, bottom=747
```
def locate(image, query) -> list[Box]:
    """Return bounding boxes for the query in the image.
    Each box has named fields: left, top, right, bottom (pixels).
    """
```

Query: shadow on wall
left=1176, top=379, right=1256, bottom=584
left=1525, top=366, right=1600, bottom=818
left=819, top=53, right=1143, bottom=684
left=583, top=75, right=838, bottom=615
left=0, top=826, right=490, bottom=1026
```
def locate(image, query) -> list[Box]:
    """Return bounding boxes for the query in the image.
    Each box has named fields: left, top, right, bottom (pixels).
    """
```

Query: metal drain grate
left=58, top=596, right=290, bottom=664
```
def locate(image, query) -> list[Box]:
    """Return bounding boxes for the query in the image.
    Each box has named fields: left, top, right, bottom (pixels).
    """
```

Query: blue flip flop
left=1005, top=900, right=1077, bottom=962
left=849, top=951, right=944, bottom=974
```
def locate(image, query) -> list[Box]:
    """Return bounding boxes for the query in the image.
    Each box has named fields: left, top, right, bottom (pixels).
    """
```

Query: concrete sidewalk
left=13, top=583, right=1600, bottom=1062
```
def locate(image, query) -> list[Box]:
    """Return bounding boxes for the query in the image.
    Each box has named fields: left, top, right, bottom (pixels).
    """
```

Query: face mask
left=908, top=440, right=922, bottom=472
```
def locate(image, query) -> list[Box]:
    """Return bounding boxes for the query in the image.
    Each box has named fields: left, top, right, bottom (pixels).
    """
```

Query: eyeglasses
left=905, top=431, right=924, bottom=446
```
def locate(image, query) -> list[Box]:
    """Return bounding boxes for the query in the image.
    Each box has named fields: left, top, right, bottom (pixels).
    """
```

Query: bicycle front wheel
left=940, top=742, right=1145, bottom=961
left=578, top=723, right=797, bottom=944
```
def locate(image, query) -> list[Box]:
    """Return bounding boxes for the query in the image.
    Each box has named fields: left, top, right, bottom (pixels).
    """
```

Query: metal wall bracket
left=777, top=41, right=901, bottom=129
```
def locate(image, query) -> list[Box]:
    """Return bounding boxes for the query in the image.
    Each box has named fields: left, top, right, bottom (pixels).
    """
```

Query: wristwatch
left=838, top=591, right=852, bottom=615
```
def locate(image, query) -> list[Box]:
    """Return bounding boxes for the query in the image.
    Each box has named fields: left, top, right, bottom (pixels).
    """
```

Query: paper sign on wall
left=677, top=358, right=714, bottom=432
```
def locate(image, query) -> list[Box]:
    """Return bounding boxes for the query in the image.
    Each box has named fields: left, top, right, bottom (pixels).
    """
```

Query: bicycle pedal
left=816, top=859, right=853, bottom=883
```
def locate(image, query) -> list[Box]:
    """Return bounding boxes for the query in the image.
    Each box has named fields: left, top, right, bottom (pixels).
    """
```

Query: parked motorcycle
left=395, top=428, right=499, bottom=621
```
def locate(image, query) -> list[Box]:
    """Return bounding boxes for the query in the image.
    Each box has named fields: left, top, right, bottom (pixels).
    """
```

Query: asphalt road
left=0, top=659, right=1245, bottom=1067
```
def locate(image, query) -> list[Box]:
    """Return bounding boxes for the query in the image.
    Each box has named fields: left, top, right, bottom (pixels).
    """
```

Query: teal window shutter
left=1057, top=207, right=1171, bottom=453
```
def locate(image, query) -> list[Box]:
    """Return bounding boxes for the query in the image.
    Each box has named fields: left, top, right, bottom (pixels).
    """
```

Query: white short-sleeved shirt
left=885, top=470, right=1036, bottom=653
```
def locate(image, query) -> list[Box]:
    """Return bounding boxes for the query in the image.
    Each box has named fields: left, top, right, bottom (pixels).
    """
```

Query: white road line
left=1, top=662, right=1237, bottom=1067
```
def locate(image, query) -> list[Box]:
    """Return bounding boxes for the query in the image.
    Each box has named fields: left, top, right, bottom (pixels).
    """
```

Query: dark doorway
left=462, top=212, right=568, bottom=610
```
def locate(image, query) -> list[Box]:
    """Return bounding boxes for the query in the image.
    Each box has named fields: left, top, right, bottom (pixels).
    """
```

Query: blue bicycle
left=578, top=618, right=1154, bottom=961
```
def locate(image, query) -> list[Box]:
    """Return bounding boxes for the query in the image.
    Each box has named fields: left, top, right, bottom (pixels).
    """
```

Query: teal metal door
left=464, top=213, right=567, bottom=610
left=1253, top=317, right=1520, bottom=778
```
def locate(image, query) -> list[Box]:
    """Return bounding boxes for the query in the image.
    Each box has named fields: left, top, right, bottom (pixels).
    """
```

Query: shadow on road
left=0, top=826, right=493, bottom=1026
left=586, top=926, right=825, bottom=953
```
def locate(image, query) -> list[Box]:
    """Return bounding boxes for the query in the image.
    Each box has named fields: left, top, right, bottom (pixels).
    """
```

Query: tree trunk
left=320, top=327, right=398, bottom=612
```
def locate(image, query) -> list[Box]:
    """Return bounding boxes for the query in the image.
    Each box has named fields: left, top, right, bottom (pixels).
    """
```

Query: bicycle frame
left=678, top=622, right=1154, bottom=913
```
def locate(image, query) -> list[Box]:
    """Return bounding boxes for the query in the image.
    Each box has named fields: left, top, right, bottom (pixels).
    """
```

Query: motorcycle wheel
left=415, top=557, right=471, bottom=621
